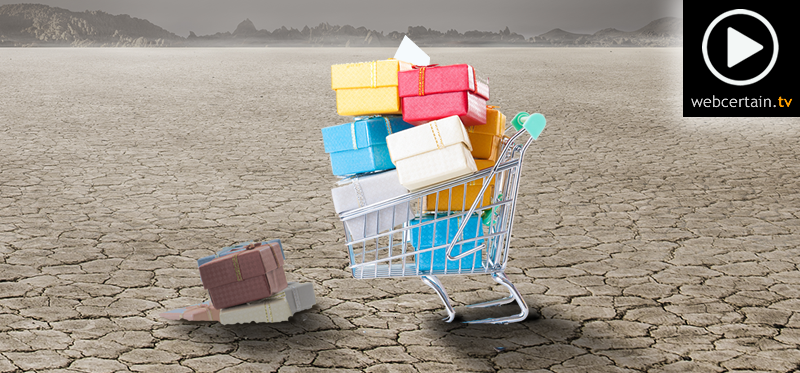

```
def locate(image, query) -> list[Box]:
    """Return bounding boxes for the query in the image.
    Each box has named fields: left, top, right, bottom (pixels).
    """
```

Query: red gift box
left=198, top=241, right=288, bottom=309
left=398, top=64, right=490, bottom=126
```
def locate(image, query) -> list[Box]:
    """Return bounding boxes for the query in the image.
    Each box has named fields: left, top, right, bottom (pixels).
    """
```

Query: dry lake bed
left=1, top=47, right=800, bottom=372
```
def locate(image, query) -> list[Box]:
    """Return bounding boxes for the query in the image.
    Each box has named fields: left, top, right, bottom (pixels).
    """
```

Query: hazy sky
left=1, top=0, right=683, bottom=38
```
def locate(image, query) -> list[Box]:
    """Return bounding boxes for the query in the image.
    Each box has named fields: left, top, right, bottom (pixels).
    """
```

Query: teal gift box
left=322, top=116, right=413, bottom=176
left=408, top=213, right=484, bottom=272
left=197, top=239, right=284, bottom=267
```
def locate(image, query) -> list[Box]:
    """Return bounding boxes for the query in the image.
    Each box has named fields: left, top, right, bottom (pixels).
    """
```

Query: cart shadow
left=419, top=302, right=586, bottom=357
left=423, top=302, right=542, bottom=326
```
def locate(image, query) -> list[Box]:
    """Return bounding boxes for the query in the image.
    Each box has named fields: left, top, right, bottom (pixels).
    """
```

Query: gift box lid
left=331, top=59, right=413, bottom=90
left=398, top=64, right=489, bottom=100
left=467, top=106, right=506, bottom=136
left=322, top=116, right=413, bottom=154
left=199, top=241, right=285, bottom=290
left=386, top=115, right=473, bottom=164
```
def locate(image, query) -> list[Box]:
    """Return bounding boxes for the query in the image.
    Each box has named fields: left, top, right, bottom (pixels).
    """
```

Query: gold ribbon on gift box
left=370, top=60, right=378, bottom=88
left=233, top=242, right=265, bottom=282
left=350, top=122, right=358, bottom=150
left=232, top=254, right=243, bottom=281
left=384, top=117, right=392, bottom=135
left=231, top=242, right=263, bottom=282
left=264, top=301, right=273, bottom=322
left=352, top=178, right=366, bottom=208
left=263, top=292, right=287, bottom=322
left=413, top=64, right=439, bottom=96
left=418, top=66, right=426, bottom=96
left=429, top=120, right=444, bottom=150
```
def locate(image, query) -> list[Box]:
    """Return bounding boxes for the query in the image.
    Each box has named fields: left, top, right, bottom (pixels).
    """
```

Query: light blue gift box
left=197, top=239, right=284, bottom=267
left=408, top=213, right=484, bottom=272
left=321, top=116, right=413, bottom=177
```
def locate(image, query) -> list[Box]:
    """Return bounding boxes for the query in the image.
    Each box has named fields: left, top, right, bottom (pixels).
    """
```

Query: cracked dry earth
left=1, top=47, right=799, bottom=373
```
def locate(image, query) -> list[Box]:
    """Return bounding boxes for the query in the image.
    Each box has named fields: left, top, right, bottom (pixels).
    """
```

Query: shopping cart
left=336, top=112, right=546, bottom=324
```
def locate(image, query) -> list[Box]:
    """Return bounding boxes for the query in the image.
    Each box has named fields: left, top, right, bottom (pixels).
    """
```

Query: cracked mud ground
left=1, top=48, right=799, bottom=372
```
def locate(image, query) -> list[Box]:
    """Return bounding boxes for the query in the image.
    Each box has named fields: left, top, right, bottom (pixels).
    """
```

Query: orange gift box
left=424, top=160, right=496, bottom=211
left=466, top=107, right=506, bottom=161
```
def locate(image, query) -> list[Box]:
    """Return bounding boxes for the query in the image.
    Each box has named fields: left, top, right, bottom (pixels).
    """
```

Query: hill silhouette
left=0, top=4, right=682, bottom=47
left=0, top=3, right=179, bottom=46
left=535, top=19, right=683, bottom=46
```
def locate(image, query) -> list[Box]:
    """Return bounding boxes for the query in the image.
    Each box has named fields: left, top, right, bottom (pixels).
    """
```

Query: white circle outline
left=701, top=9, right=779, bottom=86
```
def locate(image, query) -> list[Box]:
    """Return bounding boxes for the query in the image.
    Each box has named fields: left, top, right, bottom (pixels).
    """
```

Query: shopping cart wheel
left=463, top=272, right=530, bottom=325
left=420, top=275, right=456, bottom=322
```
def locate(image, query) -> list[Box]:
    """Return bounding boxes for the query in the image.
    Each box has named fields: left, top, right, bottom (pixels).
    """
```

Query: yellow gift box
left=466, top=107, right=506, bottom=161
left=424, top=160, right=496, bottom=212
left=331, top=59, right=412, bottom=116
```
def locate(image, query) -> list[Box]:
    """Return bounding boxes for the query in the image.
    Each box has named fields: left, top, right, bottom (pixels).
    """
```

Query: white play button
left=702, top=9, right=779, bottom=86
left=727, top=27, right=763, bottom=68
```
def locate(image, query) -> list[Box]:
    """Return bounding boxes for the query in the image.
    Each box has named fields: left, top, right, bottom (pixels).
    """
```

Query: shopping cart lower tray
left=337, top=112, right=546, bottom=324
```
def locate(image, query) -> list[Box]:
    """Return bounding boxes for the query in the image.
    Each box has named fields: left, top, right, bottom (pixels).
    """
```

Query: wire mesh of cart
left=336, top=112, right=546, bottom=324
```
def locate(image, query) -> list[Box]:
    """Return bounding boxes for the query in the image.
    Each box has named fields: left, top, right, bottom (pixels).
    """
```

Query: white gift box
left=332, top=169, right=412, bottom=242
left=386, top=115, right=478, bottom=191
left=219, top=282, right=316, bottom=325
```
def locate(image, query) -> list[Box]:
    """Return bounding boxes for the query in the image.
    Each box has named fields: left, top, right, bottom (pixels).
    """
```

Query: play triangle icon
left=727, top=27, right=763, bottom=68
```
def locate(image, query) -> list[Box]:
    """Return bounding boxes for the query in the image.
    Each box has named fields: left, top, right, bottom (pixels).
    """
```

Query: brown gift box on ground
left=199, top=241, right=288, bottom=309
left=466, top=106, right=506, bottom=161
left=424, top=160, right=496, bottom=212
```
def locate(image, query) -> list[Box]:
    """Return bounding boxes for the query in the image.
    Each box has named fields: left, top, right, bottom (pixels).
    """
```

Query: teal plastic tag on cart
left=511, top=112, right=528, bottom=131
left=510, top=112, right=546, bottom=139
left=480, top=193, right=502, bottom=226
left=523, top=113, right=546, bottom=140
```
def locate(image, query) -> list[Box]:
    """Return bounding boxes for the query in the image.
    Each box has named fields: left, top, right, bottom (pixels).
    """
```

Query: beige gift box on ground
left=219, top=282, right=317, bottom=325
left=386, top=115, right=478, bottom=191
left=159, top=282, right=316, bottom=324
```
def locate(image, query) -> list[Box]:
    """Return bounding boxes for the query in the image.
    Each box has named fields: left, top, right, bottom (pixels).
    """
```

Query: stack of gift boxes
left=324, top=38, right=507, bottom=272
left=160, top=240, right=317, bottom=324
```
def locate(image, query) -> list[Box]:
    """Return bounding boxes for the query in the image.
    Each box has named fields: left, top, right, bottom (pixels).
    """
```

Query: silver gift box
left=332, top=169, right=412, bottom=241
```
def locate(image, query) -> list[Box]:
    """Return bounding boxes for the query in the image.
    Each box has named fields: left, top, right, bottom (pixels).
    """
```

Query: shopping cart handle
left=510, top=112, right=546, bottom=140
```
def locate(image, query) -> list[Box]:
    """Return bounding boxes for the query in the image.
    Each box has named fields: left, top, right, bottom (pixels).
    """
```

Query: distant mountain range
left=0, top=4, right=682, bottom=47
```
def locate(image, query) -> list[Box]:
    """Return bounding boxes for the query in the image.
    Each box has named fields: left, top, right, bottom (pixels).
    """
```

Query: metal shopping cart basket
left=336, top=112, right=546, bottom=324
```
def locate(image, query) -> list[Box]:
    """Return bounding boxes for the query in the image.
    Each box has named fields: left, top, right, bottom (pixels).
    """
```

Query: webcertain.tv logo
left=690, top=96, right=791, bottom=108
left=683, top=5, right=796, bottom=117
